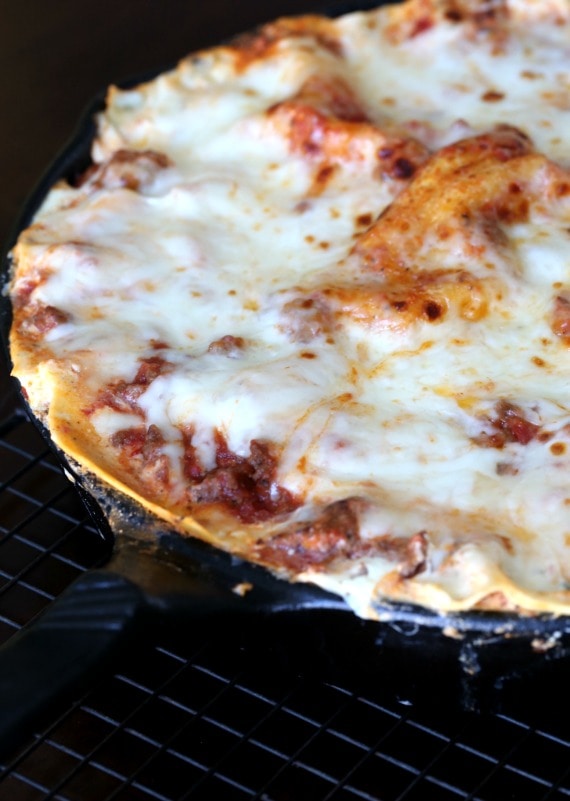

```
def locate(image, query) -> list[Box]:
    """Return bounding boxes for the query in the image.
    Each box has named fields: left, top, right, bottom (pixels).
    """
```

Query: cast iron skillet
left=2, top=1, right=570, bottom=759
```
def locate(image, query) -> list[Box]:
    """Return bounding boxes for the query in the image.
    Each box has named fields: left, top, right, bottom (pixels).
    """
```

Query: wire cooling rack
left=1, top=369, right=570, bottom=801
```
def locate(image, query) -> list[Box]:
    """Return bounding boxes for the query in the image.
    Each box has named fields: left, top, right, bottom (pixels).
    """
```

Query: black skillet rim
left=1, top=3, right=570, bottom=646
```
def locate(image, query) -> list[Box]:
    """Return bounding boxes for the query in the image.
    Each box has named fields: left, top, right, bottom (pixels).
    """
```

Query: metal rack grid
left=1, top=377, right=570, bottom=801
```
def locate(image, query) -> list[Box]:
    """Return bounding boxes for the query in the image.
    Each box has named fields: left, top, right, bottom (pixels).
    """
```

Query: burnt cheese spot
left=481, top=90, right=505, bottom=103
left=550, top=442, right=566, bottom=456
left=356, top=213, right=374, bottom=228
left=423, top=300, right=444, bottom=321
left=392, top=157, right=416, bottom=179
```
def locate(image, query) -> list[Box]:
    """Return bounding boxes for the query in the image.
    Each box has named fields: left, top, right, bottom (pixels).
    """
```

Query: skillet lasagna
left=8, top=0, right=570, bottom=619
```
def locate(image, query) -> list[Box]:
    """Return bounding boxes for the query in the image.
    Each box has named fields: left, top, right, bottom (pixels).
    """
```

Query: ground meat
left=19, top=304, right=69, bottom=339
left=186, top=433, right=299, bottom=524
left=474, top=400, right=540, bottom=448
left=493, top=401, right=540, bottom=444
left=255, top=498, right=429, bottom=577
left=110, top=426, right=148, bottom=457
left=90, top=356, right=172, bottom=415
left=255, top=498, right=361, bottom=571
left=375, top=531, right=429, bottom=579
left=111, top=424, right=172, bottom=501
left=180, top=425, right=206, bottom=482
left=207, top=335, right=246, bottom=357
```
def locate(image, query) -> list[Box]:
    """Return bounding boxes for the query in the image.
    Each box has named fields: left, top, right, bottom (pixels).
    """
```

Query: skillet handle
left=0, top=570, right=148, bottom=762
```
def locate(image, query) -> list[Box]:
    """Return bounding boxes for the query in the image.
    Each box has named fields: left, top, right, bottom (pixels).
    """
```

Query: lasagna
left=8, top=0, right=570, bottom=619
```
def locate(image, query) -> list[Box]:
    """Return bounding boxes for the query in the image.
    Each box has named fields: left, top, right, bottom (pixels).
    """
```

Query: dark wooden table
left=0, top=1, right=318, bottom=251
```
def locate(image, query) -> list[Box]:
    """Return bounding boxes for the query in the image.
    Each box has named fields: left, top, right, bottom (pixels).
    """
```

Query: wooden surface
left=0, top=0, right=327, bottom=250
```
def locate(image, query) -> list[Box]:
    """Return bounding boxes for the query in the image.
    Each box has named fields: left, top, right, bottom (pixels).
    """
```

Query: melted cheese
left=9, top=0, right=570, bottom=618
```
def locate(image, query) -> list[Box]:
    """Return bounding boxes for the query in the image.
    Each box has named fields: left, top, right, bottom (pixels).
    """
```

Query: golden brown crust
left=383, top=0, right=510, bottom=44
left=228, top=14, right=345, bottom=70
